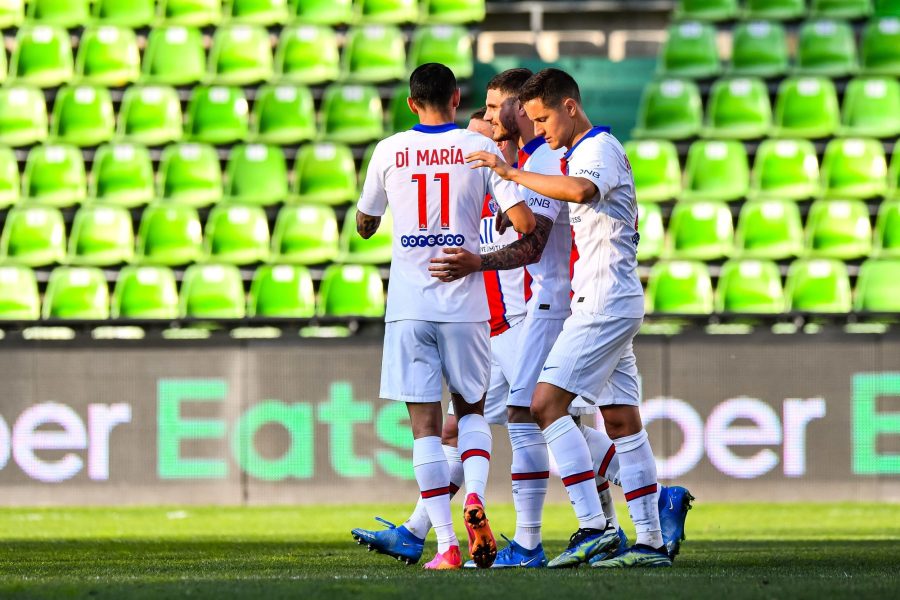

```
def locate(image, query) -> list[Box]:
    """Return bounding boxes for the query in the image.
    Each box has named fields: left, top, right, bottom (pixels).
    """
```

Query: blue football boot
left=463, top=534, right=547, bottom=568
left=658, top=485, right=694, bottom=560
left=587, top=527, right=628, bottom=566
left=547, top=526, right=621, bottom=568
left=591, top=544, right=672, bottom=569
left=350, top=517, right=425, bottom=565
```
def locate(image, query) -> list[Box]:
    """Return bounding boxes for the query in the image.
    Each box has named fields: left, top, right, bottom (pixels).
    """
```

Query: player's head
left=407, top=63, right=460, bottom=120
left=466, top=107, right=492, bottom=138
left=518, top=68, right=583, bottom=150
left=484, top=68, right=533, bottom=143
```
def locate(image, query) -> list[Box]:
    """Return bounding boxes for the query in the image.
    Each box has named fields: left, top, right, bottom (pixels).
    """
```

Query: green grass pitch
left=1, top=503, right=898, bottom=599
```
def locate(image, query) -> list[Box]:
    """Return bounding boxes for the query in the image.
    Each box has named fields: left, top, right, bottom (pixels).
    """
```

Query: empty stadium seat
left=805, top=199, right=873, bottom=259
left=795, top=19, right=858, bottom=76
left=408, top=25, right=473, bottom=79
left=422, top=0, right=485, bottom=24
left=89, top=143, right=155, bottom=208
left=9, top=26, right=74, bottom=88
left=681, top=140, right=750, bottom=201
left=251, top=84, right=316, bottom=144
left=772, top=77, right=841, bottom=139
left=735, top=198, right=804, bottom=259
left=658, top=21, right=721, bottom=79
left=840, top=77, right=900, bottom=137
left=624, top=139, right=682, bottom=202
left=703, top=77, right=771, bottom=139
left=715, top=259, right=785, bottom=313
left=632, top=79, right=703, bottom=140
left=93, top=0, right=156, bottom=27
left=786, top=258, right=852, bottom=313
left=0, top=0, right=23, bottom=28
left=854, top=258, right=900, bottom=312
left=744, top=0, right=806, bottom=20
left=275, top=25, right=340, bottom=84
left=358, top=0, right=419, bottom=24
left=43, top=266, right=110, bottom=320
left=861, top=17, right=900, bottom=75
left=28, top=0, right=90, bottom=27
left=229, top=0, right=290, bottom=24
left=0, top=147, right=19, bottom=208
left=646, top=260, right=714, bottom=314
left=729, top=20, right=789, bottom=77
left=117, top=85, right=184, bottom=146
left=320, top=84, right=384, bottom=144
left=636, top=202, right=665, bottom=261
left=76, top=26, right=141, bottom=86
left=50, top=85, right=116, bottom=147
left=22, top=144, right=87, bottom=207
left=186, top=86, right=250, bottom=144
left=271, top=204, right=340, bottom=264
left=667, top=200, right=734, bottom=260
left=292, top=143, right=358, bottom=204
left=811, top=0, right=873, bottom=19
left=820, top=137, right=888, bottom=199
left=111, top=266, right=180, bottom=319
left=180, top=263, right=246, bottom=318
left=750, top=139, right=821, bottom=199
left=209, top=24, right=274, bottom=85
left=388, top=85, right=419, bottom=133
left=342, top=25, right=407, bottom=83
left=339, top=207, right=393, bottom=264
left=875, top=200, right=900, bottom=255
left=160, top=0, right=222, bottom=26
left=875, top=0, right=900, bottom=16
left=248, top=264, right=316, bottom=317
left=674, top=0, right=739, bottom=22
left=0, top=86, right=48, bottom=147
left=204, top=204, right=271, bottom=264
left=68, top=205, right=135, bottom=266
left=158, top=143, right=224, bottom=207
left=141, top=26, right=207, bottom=85
left=891, top=144, right=900, bottom=199
left=292, top=0, right=353, bottom=24
left=137, top=203, right=204, bottom=266
left=0, top=265, right=40, bottom=320
left=0, top=205, right=66, bottom=266
left=224, top=144, right=289, bottom=205
left=317, top=264, right=385, bottom=317
left=0, top=48, right=6, bottom=85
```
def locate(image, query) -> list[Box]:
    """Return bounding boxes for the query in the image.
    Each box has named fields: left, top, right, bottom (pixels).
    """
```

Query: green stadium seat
left=342, top=25, right=407, bottom=83
left=339, top=206, right=393, bottom=264
left=811, top=0, right=873, bottom=19
left=636, top=202, right=665, bottom=261
left=840, top=77, right=900, bottom=138
left=861, top=17, right=900, bottom=75
left=22, top=144, right=87, bottom=207
left=0, top=265, right=40, bottom=320
left=9, top=26, right=74, bottom=88
left=667, top=200, right=734, bottom=260
left=735, top=198, right=804, bottom=259
left=408, top=25, right=473, bottom=79
left=421, top=0, right=485, bottom=24
left=786, top=258, right=852, bottom=313
left=729, top=20, right=789, bottom=77
left=805, top=198, right=873, bottom=259
left=891, top=144, right=900, bottom=199
left=42, top=266, right=110, bottom=320
left=874, top=200, right=900, bottom=256
left=275, top=25, right=340, bottom=85
left=160, top=0, right=223, bottom=26
left=157, top=143, right=224, bottom=207
left=0, top=147, right=19, bottom=209
left=681, top=140, right=750, bottom=202
left=854, top=258, right=900, bottom=312
left=68, top=205, right=135, bottom=266
left=251, top=84, right=316, bottom=144
left=75, top=26, right=141, bottom=87
left=209, top=24, right=274, bottom=85
left=317, top=264, right=385, bottom=317
left=388, top=84, right=419, bottom=133
left=795, top=19, right=858, bottom=77
left=89, top=143, right=155, bottom=208
left=744, top=0, right=806, bottom=20
left=229, top=0, right=290, bottom=24
left=117, top=85, right=184, bottom=147
left=0, top=86, right=48, bottom=147
left=248, top=264, right=316, bottom=317
left=50, top=85, right=116, bottom=147
left=750, top=139, right=821, bottom=200
left=674, top=0, right=739, bottom=21
left=772, top=77, right=841, bottom=139
left=658, top=21, right=721, bottom=79
left=875, top=0, right=900, bottom=16
left=715, top=258, right=785, bottom=313
left=703, top=77, right=771, bottom=139
left=186, top=86, right=250, bottom=144
left=319, top=84, right=384, bottom=144
left=0, top=205, right=66, bottom=266
left=820, top=137, right=888, bottom=199
left=632, top=79, right=703, bottom=140
left=272, top=204, right=340, bottom=264
left=179, top=263, right=246, bottom=318
left=28, top=0, right=89, bottom=27
left=292, top=142, right=358, bottom=204
left=224, top=144, right=289, bottom=205
left=624, top=140, right=682, bottom=203
left=358, top=0, right=419, bottom=24
left=0, top=0, right=24, bottom=28
left=142, top=26, right=207, bottom=86
left=646, top=260, right=714, bottom=314
left=292, top=0, right=353, bottom=24
left=111, top=266, right=180, bottom=320
left=204, top=204, right=271, bottom=264
left=93, top=0, right=156, bottom=27
left=137, top=203, right=204, bottom=266
left=0, top=36, right=6, bottom=84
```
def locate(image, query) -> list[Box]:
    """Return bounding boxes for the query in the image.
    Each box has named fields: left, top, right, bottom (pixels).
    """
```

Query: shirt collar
left=520, top=136, right=547, bottom=157
left=411, top=123, right=460, bottom=133
left=563, top=126, right=611, bottom=160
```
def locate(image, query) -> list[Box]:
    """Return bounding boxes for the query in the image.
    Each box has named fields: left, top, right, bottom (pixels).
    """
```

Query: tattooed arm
left=356, top=210, right=381, bottom=240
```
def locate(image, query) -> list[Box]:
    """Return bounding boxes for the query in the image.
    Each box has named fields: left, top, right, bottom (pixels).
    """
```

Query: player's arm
left=467, top=150, right=597, bottom=204
left=505, top=201, right=535, bottom=235
left=356, top=211, right=381, bottom=239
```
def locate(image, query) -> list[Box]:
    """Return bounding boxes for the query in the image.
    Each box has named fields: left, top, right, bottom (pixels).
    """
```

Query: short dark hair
left=470, top=106, right=487, bottom=120
left=518, top=68, right=582, bottom=107
left=486, top=68, right=533, bottom=97
left=409, top=63, right=457, bottom=109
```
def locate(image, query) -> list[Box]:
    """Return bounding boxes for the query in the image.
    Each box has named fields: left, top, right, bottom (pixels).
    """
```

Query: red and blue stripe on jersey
left=481, top=194, right=529, bottom=337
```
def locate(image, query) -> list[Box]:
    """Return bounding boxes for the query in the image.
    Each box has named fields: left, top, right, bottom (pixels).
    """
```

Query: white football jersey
left=479, top=194, right=527, bottom=336
left=563, top=128, right=644, bottom=318
left=358, top=123, right=524, bottom=323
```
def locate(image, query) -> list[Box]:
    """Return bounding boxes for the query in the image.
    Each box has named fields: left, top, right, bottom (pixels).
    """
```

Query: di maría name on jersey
left=395, top=147, right=465, bottom=168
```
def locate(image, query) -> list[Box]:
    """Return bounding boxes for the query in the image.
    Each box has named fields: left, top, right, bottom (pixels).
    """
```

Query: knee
left=529, top=394, right=551, bottom=429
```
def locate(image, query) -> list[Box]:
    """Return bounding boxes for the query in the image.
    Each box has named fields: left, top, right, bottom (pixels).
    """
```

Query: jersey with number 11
left=358, top=123, right=524, bottom=323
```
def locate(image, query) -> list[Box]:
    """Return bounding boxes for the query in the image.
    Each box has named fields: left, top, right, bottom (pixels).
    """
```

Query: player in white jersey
left=466, top=68, right=672, bottom=568
left=355, top=63, right=535, bottom=570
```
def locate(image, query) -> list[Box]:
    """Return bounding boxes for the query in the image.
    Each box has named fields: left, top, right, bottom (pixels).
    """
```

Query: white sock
left=616, top=429, right=663, bottom=549
left=412, top=436, right=457, bottom=552
left=508, top=422, right=549, bottom=550
left=543, top=416, right=606, bottom=531
left=597, top=481, right=620, bottom=531
left=403, top=444, right=464, bottom=540
left=580, top=423, right=620, bottom=529
left=457, top=413, right=492, bottom=503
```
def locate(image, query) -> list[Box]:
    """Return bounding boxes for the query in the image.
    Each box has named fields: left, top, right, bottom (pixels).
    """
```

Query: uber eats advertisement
left=0, top=335, right=897, bottom=504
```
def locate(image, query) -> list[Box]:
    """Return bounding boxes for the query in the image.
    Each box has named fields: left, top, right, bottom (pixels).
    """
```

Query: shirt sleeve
left=357, top=142, right=389, bottom=217
left=566, top=138, right=620, bottom=200
left=483, top=146, right=524, bottom=212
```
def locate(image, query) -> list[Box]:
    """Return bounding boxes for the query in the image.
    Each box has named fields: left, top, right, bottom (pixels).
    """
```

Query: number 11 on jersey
left=412, top=173, right=450, bottom=231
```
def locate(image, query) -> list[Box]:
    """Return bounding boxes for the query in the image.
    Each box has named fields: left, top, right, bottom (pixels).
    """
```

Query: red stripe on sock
left=598, top=445, right=616, bottom=477
left=511, top=471, right=550, bottom=481
left=421, top=486, right=451, bottom=499
left=561, top=470, right=595, bottom=487
left=624, top=483, right=658, bottom=502
left=461, top=449, right=491, bottom=462
left=449, top=483, right=460, bottom=495
left=597, top=480, right=610, bottom=492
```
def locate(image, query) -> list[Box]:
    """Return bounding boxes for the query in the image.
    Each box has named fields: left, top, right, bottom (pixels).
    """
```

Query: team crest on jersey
left=487, top=198, right=500, bottom=215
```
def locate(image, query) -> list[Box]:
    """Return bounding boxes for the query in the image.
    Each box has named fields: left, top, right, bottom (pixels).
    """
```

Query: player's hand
left=428, top=248, right=482, bottom=282
left=495, top=209, right=512, bottom=235
left=466, top=150, right=514, bottom=180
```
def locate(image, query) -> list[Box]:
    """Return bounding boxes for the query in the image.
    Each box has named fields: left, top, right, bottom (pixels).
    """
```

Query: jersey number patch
left=412, top=173, right=450, bottom=231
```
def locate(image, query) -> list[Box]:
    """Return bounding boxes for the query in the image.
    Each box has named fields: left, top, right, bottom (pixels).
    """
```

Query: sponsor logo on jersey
left=528, top=197, right=551, bottom=209
left=400, top=234, right=466, bottom=248
left=631, top=232, right=640, bottom=247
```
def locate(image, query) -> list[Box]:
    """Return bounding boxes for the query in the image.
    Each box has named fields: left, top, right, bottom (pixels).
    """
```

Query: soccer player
left=354, top=63, right=534, bottom=570
left=466, top=68, right=674, bottom=568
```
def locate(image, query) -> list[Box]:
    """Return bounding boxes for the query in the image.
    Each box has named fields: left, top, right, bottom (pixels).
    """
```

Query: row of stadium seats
left=660, top=18, right=900, bottom=80
left=1, top=23, right=473, bottom=88
left=633, top=75, right=900, bottom=139
left=0, top=0, right=484, bottom=28
left=674, top=0, right=899, bottom=22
